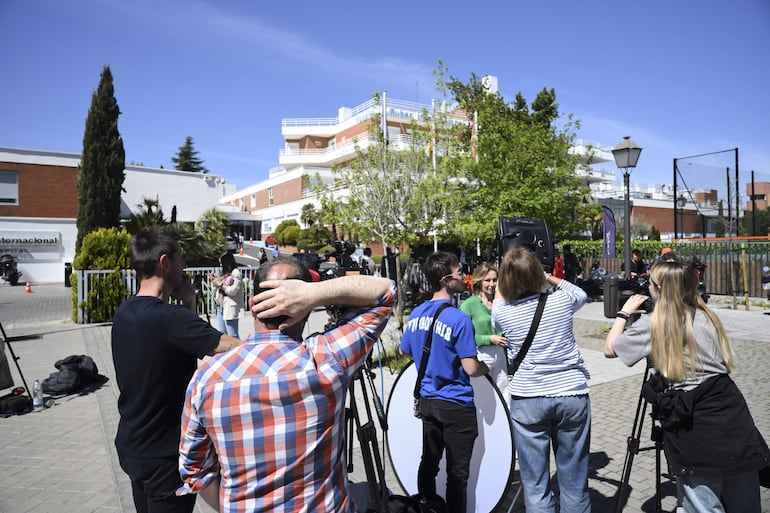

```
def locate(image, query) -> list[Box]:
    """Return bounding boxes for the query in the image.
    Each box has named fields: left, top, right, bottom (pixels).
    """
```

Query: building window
left=0, top=171, right=19, bottom=205
left=251, top=193, right=256, bottom=208
left=268, top=187, right=274, bottom=206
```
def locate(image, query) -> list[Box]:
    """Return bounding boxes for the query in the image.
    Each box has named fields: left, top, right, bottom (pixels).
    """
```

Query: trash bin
left=603, top=275, right=619, bottom=318
left=64, top=262, right=72, bottom=287
left=617, top=285, right=634, bottom=313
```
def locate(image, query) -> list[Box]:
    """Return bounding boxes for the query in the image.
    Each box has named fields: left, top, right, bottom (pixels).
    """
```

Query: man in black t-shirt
left=112, top=226, right=240, bottom=513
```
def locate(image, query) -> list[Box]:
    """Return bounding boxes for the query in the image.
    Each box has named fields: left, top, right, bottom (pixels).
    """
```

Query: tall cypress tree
left=76, top=65, right=126, bottom=252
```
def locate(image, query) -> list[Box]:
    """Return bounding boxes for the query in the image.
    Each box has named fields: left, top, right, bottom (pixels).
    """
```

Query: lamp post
left=677, top=194, right=687, bottom=239
left=612, top=136, right=642, bottom=281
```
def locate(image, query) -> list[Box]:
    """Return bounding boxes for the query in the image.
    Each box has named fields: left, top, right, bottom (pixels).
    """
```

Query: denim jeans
left=510, top=394, right=591, bottom=513
left=215, top=308, right=240, bottom=338
left=417, top=398, right=478, bottom=513
left=677, top=471, right=761, bottom=512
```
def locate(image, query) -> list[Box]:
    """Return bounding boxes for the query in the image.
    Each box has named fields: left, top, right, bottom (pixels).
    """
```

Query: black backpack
left=42, top=355, right=100, bottom=395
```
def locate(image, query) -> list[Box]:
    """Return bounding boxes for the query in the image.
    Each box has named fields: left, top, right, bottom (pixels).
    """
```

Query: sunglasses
left=442, top=270, right=463, bottom=281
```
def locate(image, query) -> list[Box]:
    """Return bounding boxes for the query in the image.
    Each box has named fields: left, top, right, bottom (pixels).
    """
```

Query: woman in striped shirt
left=492, top=247, right=591, bottom=513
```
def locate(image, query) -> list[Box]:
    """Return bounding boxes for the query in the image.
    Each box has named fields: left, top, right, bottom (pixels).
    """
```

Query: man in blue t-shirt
left=399, top=251, right=488, bottom=513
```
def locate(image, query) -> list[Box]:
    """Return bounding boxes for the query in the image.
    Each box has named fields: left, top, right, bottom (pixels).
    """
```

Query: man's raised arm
left=251, top=275, right=393, bottom=328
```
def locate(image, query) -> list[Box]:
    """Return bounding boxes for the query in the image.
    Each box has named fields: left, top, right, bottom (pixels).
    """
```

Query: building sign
left=0, top=230, right=61, bottom=261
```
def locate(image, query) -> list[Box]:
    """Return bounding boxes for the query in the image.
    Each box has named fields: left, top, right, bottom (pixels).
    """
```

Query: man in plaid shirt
left=178, top=257, right=395, bottom=512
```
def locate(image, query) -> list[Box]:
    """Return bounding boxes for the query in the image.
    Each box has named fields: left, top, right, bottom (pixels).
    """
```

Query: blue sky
left=2, top=0, right=769, bottom=192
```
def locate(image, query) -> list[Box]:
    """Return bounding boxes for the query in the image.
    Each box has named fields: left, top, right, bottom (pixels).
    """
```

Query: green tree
left=441, top=66, right=589, bottom=243
left=172, top=136, right=208, bottom=173
left=297, top=224, right=331, bottom=251
left=301, top=203, right=318, bottom=226
left=278, top=225, right=301, bottom=246
left=314, top=91, right=455, bottom=254
left=125, top=198, right=166, bottom=234
left=76, top=65, right=126, bottom=252
left=742, top=208, right=770, bottom=236
left=274, top=219, right=301, bottom=246
left=71, top=227, right=131, bottom=322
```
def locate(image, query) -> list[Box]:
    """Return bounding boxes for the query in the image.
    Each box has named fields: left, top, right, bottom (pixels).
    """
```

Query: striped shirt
left=178, top=284, right=395, bottom=513
left=491, top=280, right=590, bottom=397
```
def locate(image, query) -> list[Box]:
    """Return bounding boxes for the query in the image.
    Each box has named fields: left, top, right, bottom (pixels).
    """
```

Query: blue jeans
left=417, top=398, right=478, bottom=513
left=510, top=394, right=591, bottom=513
left=215, top=309, right=240, bottom=338
left=677, top=471, right=761, bottom=512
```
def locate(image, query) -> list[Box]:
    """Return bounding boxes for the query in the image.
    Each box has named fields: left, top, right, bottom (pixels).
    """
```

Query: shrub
left=71, top=227, right=131, bottom=322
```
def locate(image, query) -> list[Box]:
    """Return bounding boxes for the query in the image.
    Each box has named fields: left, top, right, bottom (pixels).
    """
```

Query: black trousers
left=417, top=397, right=478, bottom=513
left=118, top=453, right=196, bottom=513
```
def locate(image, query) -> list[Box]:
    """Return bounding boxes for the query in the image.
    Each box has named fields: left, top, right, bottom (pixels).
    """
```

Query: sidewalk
left=1, top=284, right=768, bottom=512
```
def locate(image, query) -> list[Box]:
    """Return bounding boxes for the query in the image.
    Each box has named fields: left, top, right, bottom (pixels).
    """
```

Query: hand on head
left=250, top=279, right=314, bottom=331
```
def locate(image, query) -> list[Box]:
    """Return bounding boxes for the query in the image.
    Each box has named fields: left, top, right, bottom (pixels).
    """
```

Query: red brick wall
left=0, top=162, right=78, bottom=218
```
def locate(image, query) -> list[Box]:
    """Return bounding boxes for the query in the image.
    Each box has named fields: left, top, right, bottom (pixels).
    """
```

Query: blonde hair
left=648, top=261, right=734, bottom=381
left=497, top=247, right=548, bottom=302
left=470, top=263, right=498, bottom=294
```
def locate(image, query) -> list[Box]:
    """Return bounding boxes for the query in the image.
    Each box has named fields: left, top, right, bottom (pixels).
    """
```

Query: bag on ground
left=41, top=354, right=99, bottom=395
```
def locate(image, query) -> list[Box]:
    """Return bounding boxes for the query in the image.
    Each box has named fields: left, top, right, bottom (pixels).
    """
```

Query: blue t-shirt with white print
left=399, top=299, right=478, bottom=407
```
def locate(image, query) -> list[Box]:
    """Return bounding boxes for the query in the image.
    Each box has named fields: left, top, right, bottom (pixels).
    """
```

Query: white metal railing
left=75, top=265, right=259, bottom=324
left=281, top=97, right=466, bottom=128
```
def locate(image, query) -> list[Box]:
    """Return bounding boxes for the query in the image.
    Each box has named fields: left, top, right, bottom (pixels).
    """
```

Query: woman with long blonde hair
left=605, top=260, right=769, bottom=512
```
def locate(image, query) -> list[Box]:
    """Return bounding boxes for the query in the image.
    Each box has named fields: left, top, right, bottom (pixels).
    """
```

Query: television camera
left=320, top=240, right=362, bottom=280
left=494, top=217, right=555, bottom=272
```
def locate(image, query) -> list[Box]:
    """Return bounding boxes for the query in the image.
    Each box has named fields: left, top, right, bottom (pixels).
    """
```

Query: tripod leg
left=0, top=322, right=31, bottom=397
left=614, top=368, right=651, bottom=513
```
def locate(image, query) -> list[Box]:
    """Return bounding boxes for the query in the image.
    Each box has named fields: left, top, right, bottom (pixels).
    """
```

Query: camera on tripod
left=321, top=240, right=361, bottom=280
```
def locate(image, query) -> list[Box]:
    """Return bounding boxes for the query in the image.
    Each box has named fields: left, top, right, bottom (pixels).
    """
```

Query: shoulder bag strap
left=507, top=292, right=548, bottom=377
left=413, top=303, right=451, bottom=399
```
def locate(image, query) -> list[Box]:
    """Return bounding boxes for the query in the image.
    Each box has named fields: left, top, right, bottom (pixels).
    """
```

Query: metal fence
left=75, top=265, right=261, bottom=324
left=578, top=240, right=770, bottom=299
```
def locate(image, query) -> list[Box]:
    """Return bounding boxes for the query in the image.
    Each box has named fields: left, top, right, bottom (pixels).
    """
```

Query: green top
left=459, top=294, right=501, bottom=348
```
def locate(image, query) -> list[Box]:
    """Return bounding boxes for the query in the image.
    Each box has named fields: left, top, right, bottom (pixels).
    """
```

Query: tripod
left=346, top=359, right=392, bottom=513
left=615, top=364, right=665, bottom=513
left=0, top=321, right=32, bottom=398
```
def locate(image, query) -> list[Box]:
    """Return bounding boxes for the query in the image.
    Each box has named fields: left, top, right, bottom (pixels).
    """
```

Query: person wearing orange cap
left=660, top=247, right=679, bottom=263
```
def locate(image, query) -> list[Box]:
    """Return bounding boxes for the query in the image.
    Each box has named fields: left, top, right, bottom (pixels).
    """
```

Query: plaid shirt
left=178, top=283, right=395, bottom=513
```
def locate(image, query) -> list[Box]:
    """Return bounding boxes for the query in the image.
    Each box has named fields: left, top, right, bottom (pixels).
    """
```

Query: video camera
left=495, top=217, right=555, bottom=272
left=321, top=240, right=361, bottom=280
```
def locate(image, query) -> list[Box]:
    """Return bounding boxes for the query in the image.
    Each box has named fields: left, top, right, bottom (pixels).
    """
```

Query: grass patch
left=370, top=349, right=411, bottom=374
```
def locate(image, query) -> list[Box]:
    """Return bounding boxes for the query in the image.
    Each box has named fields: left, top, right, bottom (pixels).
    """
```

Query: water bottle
left=32, top=379, right=44, bottom=412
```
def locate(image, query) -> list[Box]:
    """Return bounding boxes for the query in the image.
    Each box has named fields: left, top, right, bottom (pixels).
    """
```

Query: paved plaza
left=0, top=282, right=768, bottom=513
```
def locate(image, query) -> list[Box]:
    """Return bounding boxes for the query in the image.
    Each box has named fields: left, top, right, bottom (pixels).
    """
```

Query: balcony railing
left=282, top=97, right=466, bottom=128
left=280, top=133, right=415, bottom=160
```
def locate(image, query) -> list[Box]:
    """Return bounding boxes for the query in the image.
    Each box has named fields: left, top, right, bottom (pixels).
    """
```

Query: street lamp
left=677, top=194, right=687, bottom=239
left=612, top=136, right=642, bottom=281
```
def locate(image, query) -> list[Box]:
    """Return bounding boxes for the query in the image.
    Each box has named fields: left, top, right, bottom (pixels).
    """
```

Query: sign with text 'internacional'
left=0, top=231, right=61, bottom=262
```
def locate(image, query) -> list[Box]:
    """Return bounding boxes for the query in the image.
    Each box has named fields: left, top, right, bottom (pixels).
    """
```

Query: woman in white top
left=209, top=251, right=243, bottom=338
left=491, top=247, right=591, bottom=513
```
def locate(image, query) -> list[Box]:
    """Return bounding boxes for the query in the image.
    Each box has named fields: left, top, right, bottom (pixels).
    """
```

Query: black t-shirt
left=112, top=296, right=221, bottom=458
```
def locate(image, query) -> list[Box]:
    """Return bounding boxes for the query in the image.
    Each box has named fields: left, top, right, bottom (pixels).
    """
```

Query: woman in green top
left=460, top=263, right=508, bottom=402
